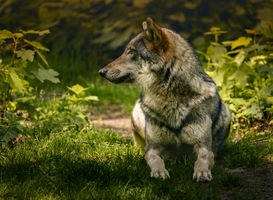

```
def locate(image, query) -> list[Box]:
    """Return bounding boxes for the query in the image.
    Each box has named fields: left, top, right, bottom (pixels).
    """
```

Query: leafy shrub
left=198, top=20, right=273, bottom=123
left=34, top=84, right=98, bottom=128
left=0, top=29, right=59, bottom=145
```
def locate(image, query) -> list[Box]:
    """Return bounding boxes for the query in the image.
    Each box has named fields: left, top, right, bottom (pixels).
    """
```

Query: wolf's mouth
left=111, top=73, right=132, bottom=84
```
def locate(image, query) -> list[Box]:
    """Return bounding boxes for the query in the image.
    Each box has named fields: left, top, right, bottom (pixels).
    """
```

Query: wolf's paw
left=151, top=168, right=170, bottom=179
left=193, top=169, right=212, bottom=182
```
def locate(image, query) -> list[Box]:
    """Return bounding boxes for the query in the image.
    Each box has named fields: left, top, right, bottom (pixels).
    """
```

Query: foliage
left=0, top=0, right=272, bottom=60
left=0, top=111, right=24, bottom=147
left=0, top=29, right=59, bottom=145
left=33, top=84, right=98, bottom=128
left=197, top=19, right=273, bottom=122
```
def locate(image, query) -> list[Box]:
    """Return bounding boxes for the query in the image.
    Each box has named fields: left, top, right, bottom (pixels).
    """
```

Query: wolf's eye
left=128, top=49, right=137, bottom=55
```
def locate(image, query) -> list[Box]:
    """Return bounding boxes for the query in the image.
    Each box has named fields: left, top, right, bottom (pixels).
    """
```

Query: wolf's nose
left=99, top=68, right=107, bottom=77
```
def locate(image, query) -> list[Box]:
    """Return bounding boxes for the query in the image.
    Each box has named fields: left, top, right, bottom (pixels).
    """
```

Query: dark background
left=0, top=0, right=272, bottom=82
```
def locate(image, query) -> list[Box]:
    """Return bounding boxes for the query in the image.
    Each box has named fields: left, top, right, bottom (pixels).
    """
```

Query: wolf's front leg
left=193, top=147, right=214, bottom=182
left=145, top=149, right=170, bottom=179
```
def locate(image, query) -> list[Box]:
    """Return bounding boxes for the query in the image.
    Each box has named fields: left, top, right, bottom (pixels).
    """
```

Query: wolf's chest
left=149, top=128, right=197, bottom=160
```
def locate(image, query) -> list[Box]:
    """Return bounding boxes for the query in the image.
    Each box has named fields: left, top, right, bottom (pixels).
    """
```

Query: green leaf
left=231, top=37, right=252, bottom=50
left=35, top=49, right=49, bottom=67
left=0, top=30, right=24, bottom=39
left=13, top=33, right=23, bottom=38
left=221, top=41, right=234, bottom=46
left=266, top=96, right=273, bottom=103
left=24, top=39, right=50, bottom=51
left=206, top=44, right=215, bottom=57
left=4, top=111, right=14, bottom=121
left=204, top=27, right=227, bottom=35
left=31, top=68, right=60, bottom=83
left=257, top=65, right=273, bottom=77
left=212, top=46, right=228, bottom=68
left=16, top=96, right=37, bottom=102
left=195, top=50, right=209, bottom=60
left=260, top=20, right=273, bottom=38
left=15, top=123, right=24, bottom=132
left=212, top=69, right=225, bottom=86
left=8, top=69, right=25, bottom=93
left=245, top=104, right=263, bottom=119
left=245, top=29, right=259, bottom=35
left=245, top=44, right=267, bottom=53
left=20, top=29, right=51, bottom=36
left=226, top=49, right=243, bottom=55
left=0, top=29, right=13, bottom=39
left=82, top=96, right=99, bottom=101
left=72, top=112, right=87, bottom=123
left=16, top=49, right=35, bottom=62
left=66, top=94, right=78, bottom=103
left=233, top=50, right=245, bottom=66
left=228, top=69, right=248, bottom=88
left=215, top=54, right=233, bottom=60
left=209, top=63, right=219, bottom=67
left=0, top=127, right=19, bottom=145
left=67, top=84, right=88, bottom=96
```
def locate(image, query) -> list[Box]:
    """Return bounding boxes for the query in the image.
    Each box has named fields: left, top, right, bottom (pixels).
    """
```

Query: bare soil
left=91, top=107, right=132, bottom=139
left=91, top=108, right=273, bottom=199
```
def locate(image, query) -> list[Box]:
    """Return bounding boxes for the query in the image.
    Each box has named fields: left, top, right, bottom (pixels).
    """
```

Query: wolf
left=99, top=18, right=231, bottom=182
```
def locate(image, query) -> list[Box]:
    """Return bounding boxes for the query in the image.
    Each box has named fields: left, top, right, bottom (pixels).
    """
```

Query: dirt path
left=91, top=108, right=132, bottom=139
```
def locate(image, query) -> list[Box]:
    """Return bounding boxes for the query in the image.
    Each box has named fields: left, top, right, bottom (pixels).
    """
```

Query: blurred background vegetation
left=0, top=0, right=273, bottom=127
left=1, top=0, right=272, bottom=88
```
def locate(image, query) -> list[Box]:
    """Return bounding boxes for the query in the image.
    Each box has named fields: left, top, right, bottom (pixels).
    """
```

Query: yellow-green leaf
left=16, top=49, right=35, bottom=62
left=204, top=27, right=227, bottom=35
left=231, top=37, right=252, bottom=50
left=13, top=33, right=24, bottom=38
left=266, top=97, right=273, bottom=103
left=24, top=39, right=50, bottom=51
left=8, top=69, right=25, bottom=93
left=245, top=29, right=259, bottom=35
left=67, top=84, right=88, bottom=96
left=20, top=29, right=51, bottom=36
left=84, top=96, right=99, bottom=101
left=206, top=44, right=215, bottom=57
left=210, top=27, right=221, bottom=32
left=221, top=41, right=234, bottom=46
left=0, top=29, right=13, bottom=39
left=35, top=49, right=49, bottom=67
left=212, top=69, right=225, bottom=86
left=233, top=50, right=245, bottom=66
left=228, top=69, right=248, bottom=88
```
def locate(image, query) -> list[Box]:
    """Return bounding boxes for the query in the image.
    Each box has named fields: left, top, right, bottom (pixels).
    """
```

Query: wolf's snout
left=99, top=68, right=107, bottom=78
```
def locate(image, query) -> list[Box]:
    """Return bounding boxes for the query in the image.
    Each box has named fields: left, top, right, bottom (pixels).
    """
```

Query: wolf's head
left=99, top=18, right=174, bottom=84
left=99, top=18, right=215, bottom=96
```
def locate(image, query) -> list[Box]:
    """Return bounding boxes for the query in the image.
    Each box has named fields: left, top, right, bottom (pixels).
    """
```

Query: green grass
left=86, top=82, right=140, bottom=115
left=1, top=122, right=272, bottom=199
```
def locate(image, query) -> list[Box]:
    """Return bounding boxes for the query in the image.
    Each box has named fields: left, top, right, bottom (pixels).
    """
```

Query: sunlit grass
left=0, top=120, right=272, bottom=199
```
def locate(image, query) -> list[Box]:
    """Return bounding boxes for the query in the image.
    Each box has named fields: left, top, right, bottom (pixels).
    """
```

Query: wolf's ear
left=142, top=21, right=147, bottom=30
left=145, top=18, right=162, bottom=43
